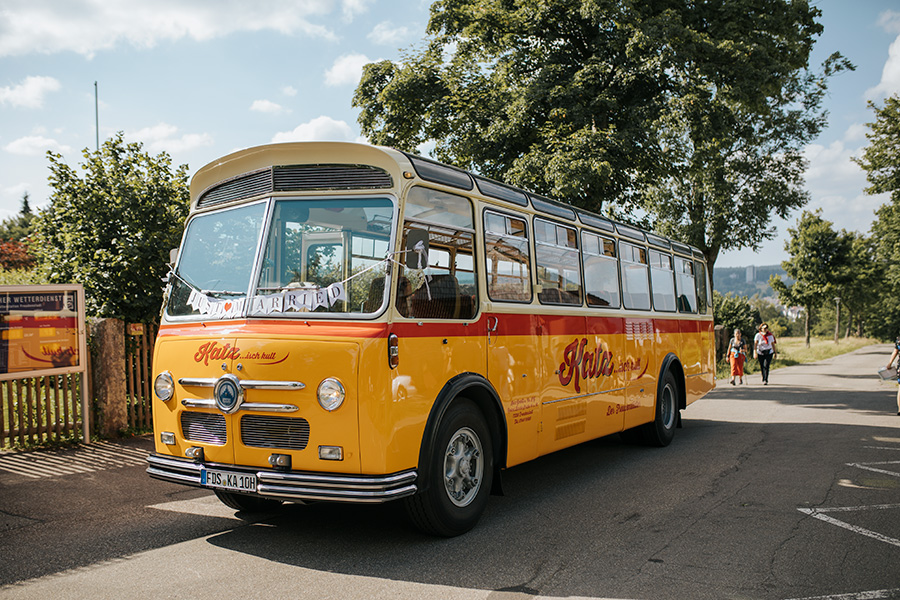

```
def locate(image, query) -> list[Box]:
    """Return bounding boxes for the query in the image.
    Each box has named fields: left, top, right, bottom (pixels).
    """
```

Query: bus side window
left=583, top=231, right=620, bottom=308
left=695, top=260, right=710, bottom=314
left=396, top=186, right=478, bottom=320
left=535, top=218, right=582, bottom=305
left=649, top=250, right=677, bottom=312
left=675, top=257, right=697, bottom=313
left=484, top=211, right=532, bottom=302
left=621, top=242, right=651, bottom=311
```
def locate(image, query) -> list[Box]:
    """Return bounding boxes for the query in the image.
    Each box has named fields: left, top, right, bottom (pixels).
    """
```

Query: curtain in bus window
left=397, top=187, right=477, bottom=319
left=675, top=257, right=697, bottom=313
left=649, top=250, right=677, bottom=312
left=621, top=243, right=651, bottom=310
left=583, top=231, right=620, bottom=308
left=484, top=211, right=532, bottom=302
left=535, top=218, right=581, bottom=305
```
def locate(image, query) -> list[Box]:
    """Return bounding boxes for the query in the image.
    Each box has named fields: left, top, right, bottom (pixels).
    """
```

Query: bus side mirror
left=405, top=229, right=429, bottom=269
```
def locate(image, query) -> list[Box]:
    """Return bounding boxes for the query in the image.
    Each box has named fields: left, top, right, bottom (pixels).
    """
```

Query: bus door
left=483, top=210, right=541, bottom=467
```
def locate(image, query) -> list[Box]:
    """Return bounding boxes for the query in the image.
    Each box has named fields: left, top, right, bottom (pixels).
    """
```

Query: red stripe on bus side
left=157, top=314, right=712, bottom=340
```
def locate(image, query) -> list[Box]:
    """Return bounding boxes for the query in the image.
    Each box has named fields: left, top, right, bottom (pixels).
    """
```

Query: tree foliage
left=769, top=210, right=851, bottom=346
left=354, top=0, right=851, bottom=282
left=32, top=133, right=190, bottom=322
left=713, top=290, right=760, bottom=343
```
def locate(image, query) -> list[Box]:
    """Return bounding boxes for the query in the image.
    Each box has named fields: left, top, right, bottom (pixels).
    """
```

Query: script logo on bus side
left=558, top=338, right=615, bottom=393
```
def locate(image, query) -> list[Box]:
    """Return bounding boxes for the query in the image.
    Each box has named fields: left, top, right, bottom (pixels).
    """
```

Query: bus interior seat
left=409, top=274, right=460, bottom=319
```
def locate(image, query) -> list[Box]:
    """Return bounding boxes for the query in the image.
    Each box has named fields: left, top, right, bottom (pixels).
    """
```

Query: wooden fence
left=0, top=321, right=157, bottom=449
left=0, top=373, right=86, bottom=448
left=125, top=322, right=157, bottom=431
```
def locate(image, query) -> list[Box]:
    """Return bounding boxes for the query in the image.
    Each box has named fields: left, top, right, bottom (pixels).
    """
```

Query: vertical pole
left=94, top=81, right=99, bottom=152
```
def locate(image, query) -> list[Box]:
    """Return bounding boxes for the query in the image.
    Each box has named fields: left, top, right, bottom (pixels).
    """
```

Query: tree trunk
left=833, top=300, right=841, bottom=344
left=804, top=307, right=811, bottom=348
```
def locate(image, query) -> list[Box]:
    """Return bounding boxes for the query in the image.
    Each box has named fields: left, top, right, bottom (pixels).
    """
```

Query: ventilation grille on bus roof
left=196, top=164, right=394, bottom=208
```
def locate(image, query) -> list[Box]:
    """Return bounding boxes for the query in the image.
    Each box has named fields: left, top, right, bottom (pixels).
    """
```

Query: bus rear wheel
left=643, top=370, right=679, bottom=447
left=405, top=399, right=493, bottom=537
left=214, top=490, right=283, bottom=512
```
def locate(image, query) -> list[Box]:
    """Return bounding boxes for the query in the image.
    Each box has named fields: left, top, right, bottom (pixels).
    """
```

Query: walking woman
left=728, top=328, right=747, bottom=385
left=754, top=323, right=777, bottom=385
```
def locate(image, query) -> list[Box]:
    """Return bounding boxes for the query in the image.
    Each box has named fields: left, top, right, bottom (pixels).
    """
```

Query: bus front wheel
left=405, top=399, right=494, bottom=537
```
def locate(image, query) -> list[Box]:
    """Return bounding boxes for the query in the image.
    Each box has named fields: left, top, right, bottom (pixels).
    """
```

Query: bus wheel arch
left=405, top=373, right=506, bottom=536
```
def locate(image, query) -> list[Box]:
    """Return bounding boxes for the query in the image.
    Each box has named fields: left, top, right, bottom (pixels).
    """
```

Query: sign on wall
left=0, top=285, right=87, bottom=381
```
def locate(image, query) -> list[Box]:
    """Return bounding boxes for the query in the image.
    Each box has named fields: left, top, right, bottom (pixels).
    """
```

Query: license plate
left=201, top=468, right=257, bottom=493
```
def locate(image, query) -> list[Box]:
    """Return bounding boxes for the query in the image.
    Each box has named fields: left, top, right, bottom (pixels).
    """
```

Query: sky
left=1, top=0, right=899, bottom=269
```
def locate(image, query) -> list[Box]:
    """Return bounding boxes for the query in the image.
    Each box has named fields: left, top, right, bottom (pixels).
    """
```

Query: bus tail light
left=388, top=333, right=399, bottom=368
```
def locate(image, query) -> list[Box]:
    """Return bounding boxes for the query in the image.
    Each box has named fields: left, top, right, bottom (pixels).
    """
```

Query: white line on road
left=797, top=505, right=900, bottom=548
left=784, top=588, right=900, bottom=599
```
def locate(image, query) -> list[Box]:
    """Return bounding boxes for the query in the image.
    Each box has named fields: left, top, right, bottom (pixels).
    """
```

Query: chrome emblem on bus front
left=214, top=374, right=244, bottom=414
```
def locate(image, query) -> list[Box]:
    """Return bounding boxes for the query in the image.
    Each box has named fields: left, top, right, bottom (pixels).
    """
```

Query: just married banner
left=187, top=282, right=347, bottom=318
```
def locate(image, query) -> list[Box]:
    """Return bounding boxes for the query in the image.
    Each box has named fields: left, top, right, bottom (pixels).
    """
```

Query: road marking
left=785, top=588, right=900, bottom=599
left=797, top=504, right=900, bottom=549
left=846, top=461, right=900, bottom=478
left=0, top=441, right=148, bottom=479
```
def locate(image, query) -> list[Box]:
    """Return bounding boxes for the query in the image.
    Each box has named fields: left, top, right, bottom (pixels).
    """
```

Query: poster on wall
left=0, top=285, right=86, bottom=380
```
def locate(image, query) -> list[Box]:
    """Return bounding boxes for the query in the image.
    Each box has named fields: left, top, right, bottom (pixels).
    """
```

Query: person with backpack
left=754, top=323, right=777, bottom=385
left=728, top=328, right=747, bottom=385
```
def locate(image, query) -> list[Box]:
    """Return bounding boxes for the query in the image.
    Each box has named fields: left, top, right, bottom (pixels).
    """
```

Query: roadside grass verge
left=716, top=336, right=883, bottom=380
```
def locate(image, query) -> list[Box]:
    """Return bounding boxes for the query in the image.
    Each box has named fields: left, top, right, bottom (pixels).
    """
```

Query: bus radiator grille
left=241, top=415, right=310, bottom=450
left=181, top=412, right=227, bottom=446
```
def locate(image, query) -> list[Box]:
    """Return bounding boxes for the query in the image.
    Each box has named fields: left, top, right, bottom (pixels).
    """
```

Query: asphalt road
left=2, top=344, right=900, bottom=600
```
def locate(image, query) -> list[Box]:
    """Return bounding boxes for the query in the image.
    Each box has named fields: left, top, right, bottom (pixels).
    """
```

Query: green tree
left=714, top=290, right=760, bottom=346
left=32, top=133, right=190, bottom=322
left=769, top=210, right=851, bottom=346
left=854, top=94, right=900, bottom=340
left=0, top=192, right=36, bottom=242
left=354, top=0, right=850, bottom=287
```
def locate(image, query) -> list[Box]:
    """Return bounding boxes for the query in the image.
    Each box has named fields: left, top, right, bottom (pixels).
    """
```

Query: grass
left=716, top=336, right=883, bottom=380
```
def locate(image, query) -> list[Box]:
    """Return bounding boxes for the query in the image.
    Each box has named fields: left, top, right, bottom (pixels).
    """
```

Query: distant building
left=745, top=265, right=756, bottom=283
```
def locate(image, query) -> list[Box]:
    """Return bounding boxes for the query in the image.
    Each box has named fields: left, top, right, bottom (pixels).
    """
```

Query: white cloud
left=877, top=10, right=900, bottom=34
left=0, top=76, right=61, bottom=108
left=341, top=0, right=371, bottom=21
left=125, top=122, right=213, bottom=153
left=867, top=33, right=900, bottom=100
left=325, top=53, right=373, bottom=87
left=250, top=99, right=289, bottom=114
left=368, top=21, right=409, bottom=46
left=282, top=86, right=298, bottom=97
left=271, top=116, right=358, bottom=142
left=3, top=134, right=72, bottom=156
left=0, top=0, right=338, bottom=58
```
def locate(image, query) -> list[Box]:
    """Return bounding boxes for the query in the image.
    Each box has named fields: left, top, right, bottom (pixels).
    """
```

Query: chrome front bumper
left=146, top=453, right=417, bottom=503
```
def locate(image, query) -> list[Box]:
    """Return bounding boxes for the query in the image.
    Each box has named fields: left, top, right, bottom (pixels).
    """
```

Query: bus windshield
left=166, top=197, right=395, bottom=319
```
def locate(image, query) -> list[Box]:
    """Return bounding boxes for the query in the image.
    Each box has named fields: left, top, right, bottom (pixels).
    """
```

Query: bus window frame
left=396, top=187, right=479, bottom=321
left=648, top=249, right=677, bottom=313
left=674, top=255, right=697, bottom=314
left=483, top=208, right=534, bottom=304
left=533, top=216, right=583, bottom=306
left=582, top=229, right=621, bottom=309
left=619, top=241, right=652, bottom=311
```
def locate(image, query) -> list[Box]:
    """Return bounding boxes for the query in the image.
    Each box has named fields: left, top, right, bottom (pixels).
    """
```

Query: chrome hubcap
left=443, top=427, right=483, bottom=507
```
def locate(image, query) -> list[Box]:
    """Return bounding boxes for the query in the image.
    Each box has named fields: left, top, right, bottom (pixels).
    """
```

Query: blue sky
left=1, top=0, right=898, bottom=269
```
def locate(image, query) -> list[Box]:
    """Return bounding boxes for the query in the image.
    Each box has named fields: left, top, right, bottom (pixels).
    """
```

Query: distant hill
left=713, top=265, right=788, bottom=299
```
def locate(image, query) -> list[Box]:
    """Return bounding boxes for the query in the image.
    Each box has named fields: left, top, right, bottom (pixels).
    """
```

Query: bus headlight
left=317, top=378, right=345, bottom=412
left=154, top=371, right=175, bottom=401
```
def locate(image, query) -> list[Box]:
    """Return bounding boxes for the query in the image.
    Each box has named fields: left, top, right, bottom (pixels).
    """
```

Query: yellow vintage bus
left=147, top=141, right=715, bottom=536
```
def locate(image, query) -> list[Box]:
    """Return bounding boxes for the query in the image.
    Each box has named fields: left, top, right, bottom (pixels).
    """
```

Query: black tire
left=642, top=370, right=679, bottom=447
left=405, top=399, right=494, bottom=537
left=214, top=490, right=283, bottom=512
